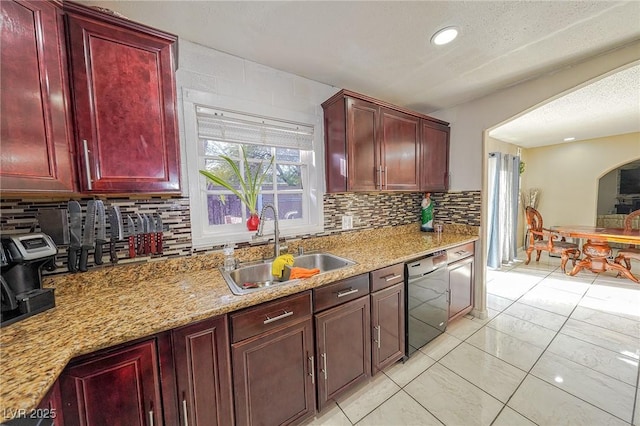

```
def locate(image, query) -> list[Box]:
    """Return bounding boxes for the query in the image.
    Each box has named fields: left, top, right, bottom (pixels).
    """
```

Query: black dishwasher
left=405, top=250, right=449, bottom=356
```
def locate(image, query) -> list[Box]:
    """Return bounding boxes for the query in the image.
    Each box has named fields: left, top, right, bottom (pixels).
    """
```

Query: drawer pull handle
left=308, top=355, right=315, bottom=384
left=263, top=309, right=293, bottom=324
left=336, top=288, right=359, bottom=298
left=382, top=274, right=402, bottom=282
left=149, top=409, right=154, bottom=426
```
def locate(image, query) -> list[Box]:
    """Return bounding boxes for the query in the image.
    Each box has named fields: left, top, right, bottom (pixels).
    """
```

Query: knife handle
left=95, top=242, right=104, bottom=265
left=68, top=248, right=78, bottom=273
left=110, top=241, right=118, bottom=264
left=78, top=247, right=89, bottom=272
left=150, top=233, right=157, bottom=254
left=129, top=235, right=136, bottom=259
left=157, top=232, right=163, bottom=254
left=137, top=234, right=144, bottom=255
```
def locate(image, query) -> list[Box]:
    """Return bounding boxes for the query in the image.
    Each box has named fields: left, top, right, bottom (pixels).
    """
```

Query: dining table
left=551, top=225, right=640, bottom=283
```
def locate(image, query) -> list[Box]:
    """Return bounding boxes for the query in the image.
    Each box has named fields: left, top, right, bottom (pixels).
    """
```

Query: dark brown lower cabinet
left=371, top=283, right=405, bottom=374
left=60, top=339, right=165, bottom=426
left=38, top=380, right=65, bottom=425
left=232, top=319, right=315, bottom=426
left=315, top=296, right=371, bottom=410
left=231, top=291, right=315, bottom=426
left=172, top=316, right=234, bottom=426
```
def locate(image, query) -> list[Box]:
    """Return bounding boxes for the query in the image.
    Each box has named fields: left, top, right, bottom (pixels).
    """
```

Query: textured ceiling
left=490, top=63, right=640, bottom=147
left=80, top=0, right=640, bottom=146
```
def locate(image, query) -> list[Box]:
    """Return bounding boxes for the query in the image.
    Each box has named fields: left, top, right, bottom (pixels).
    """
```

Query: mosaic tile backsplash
left=0, top=191, right=480, bottom=274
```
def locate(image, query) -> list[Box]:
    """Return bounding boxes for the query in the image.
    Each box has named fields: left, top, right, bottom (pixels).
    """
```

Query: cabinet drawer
left=231, top=291, right=312, bottom=343
left=447, top=242, right=475, bottom=263
left=314, top=274, right=370, bottom=312
left=370, top=263, right=404, bottom=292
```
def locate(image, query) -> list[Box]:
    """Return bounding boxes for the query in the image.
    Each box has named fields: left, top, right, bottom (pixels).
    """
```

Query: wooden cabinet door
left=448, top=257, right=474, bottom=320
left=421, top=120, right=450, bottom=191
left=371, top=283, right=405, bottom=375
left=380, top=109, right=420, bottom=191
left=232, top=319, right=315, bottom=426
left=60, top=339, right=164, bottom=426
left=172, top=316, right=234, bottom=426
left=65, top=6, right=180, bottom=193
left=346, top=97, right=379, bottom=191
left=38, top=380, right=65, bottom=425
left=315, top=296, right=371, bottom=410
left=0, top=0, right=75, bottom=193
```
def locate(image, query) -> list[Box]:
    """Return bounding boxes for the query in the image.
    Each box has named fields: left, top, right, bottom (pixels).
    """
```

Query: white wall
left=174, top=40, right=339, bottom=195
left=524, top=132, right=640, bottom=227
left=432, top=40, right=640, bottom=191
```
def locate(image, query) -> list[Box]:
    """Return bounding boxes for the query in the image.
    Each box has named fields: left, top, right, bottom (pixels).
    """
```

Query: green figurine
left=421, top=192, right=434, bottom=232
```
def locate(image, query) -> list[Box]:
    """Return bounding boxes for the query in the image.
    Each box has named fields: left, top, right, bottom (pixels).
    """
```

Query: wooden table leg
left=568, top=239, right=639, bottom=283
left=604, top=261, right=639, bottom=283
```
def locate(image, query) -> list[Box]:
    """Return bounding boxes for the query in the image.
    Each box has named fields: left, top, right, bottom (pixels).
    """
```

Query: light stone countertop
left=0, top=224, right=478, bottom=418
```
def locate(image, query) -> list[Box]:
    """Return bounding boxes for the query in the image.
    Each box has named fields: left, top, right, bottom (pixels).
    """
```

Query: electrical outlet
left=341, top=215, right=353, bottom=230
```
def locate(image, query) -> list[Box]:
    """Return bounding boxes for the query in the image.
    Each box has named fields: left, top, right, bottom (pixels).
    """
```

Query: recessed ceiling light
left=431, top=27, right=459, bottom=46
left=564, top=137, right=575, bottom=142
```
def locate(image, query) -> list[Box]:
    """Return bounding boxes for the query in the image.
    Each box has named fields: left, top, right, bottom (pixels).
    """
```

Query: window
left=183, top=91, right=324, bottom=249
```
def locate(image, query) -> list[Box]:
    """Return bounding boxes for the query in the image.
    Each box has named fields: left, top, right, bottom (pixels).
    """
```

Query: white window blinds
left=196, top=106, right=314, bottom=150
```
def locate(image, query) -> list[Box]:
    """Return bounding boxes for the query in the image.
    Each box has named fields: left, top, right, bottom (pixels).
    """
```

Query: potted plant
left=199, top=146, right=274, bottom=231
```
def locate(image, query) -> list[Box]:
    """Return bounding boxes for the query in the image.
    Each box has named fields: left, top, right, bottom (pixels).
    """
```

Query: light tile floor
left=303, top=252, right=640, bottom=426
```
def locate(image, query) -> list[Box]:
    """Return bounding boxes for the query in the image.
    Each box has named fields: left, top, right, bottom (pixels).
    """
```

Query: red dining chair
left=525, top=207, right=581, bottom=273
left=614, top=209, right=640, bottom=272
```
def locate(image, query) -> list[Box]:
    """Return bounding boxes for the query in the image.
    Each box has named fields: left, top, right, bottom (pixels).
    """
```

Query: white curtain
left=487, top=152, right=520, bottom=269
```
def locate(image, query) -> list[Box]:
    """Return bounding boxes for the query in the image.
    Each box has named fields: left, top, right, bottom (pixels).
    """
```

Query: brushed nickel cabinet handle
left=383, top=274, right=402, bottom=282
left=182, top=399, right=189, bottom=426
left=321, top=353, right=328, bottom=380
left=149, top=409, right=154, bottom=426
left=336, top=288, right=358, bottom=298
left=263, top=310, right=293, bottom=324
left=378, top=165, right=383, bottom=190
left=373, top=325, right=380, bottom=349
left=385, top=166, right=388, bottom=188
left=82, top=139, right=93, bottom=190
left=308, top=355, right=315, bottom=385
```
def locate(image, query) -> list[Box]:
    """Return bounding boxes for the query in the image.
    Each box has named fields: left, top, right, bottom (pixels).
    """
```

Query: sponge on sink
left=272, top=254, right=294, bottom=278
left=288, top=267, right=320, bottom=280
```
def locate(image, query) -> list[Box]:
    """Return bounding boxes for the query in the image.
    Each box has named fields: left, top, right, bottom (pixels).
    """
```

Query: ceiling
left=490, top=63, right=640, bottom=147
left=80, top=0, right=640, bottom=147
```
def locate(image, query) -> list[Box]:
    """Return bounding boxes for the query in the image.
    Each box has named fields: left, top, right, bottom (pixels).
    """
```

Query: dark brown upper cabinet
left=0, top=0, right=76, bottom=194
left=64, top=1, right=181, bottom=194
left=421, top=119, right=450, bottom=192
left=322, top=89, right=449, bottom=193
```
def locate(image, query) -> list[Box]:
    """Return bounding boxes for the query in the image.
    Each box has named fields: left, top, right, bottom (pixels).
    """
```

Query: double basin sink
left=221, top=252, right=356, bottom=295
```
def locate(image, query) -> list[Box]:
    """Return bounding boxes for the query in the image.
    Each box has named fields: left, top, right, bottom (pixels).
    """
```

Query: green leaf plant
left=199, top=146, right=274, bottom=215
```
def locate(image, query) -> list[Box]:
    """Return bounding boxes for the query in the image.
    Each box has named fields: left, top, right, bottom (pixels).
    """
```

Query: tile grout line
left=490, top=263, right=639, bottom=424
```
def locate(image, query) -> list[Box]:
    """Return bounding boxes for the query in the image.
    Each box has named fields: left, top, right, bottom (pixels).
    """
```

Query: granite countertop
left=0, top=224, right=478, bottom=418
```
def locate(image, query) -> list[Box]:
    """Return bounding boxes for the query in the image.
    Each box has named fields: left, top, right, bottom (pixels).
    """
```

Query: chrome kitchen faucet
left=254, top=204, right=280, bottom=259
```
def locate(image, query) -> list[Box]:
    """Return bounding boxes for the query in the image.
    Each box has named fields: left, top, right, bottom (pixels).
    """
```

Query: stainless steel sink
left=281, top=253, right=356, bottom=280
left=221, top=252, right=356, bottom=295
